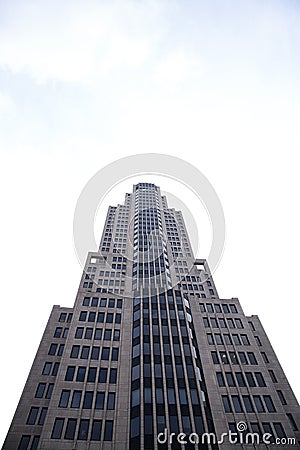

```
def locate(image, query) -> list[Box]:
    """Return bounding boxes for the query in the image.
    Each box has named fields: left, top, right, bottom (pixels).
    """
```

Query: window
left=238, top=352, right=248, bottom=365
left=108, top=299, right=115, bottom=307
left=248, top=321, right=255, bottom=331
left=75, top=327, right=84, bottom=338
left=250, top=423, right=261, bottom=439
left=115, top=313, right=121, bottom=323
left=104, top=420, right=113, bottom=441
left=94, top=328, right=102, bottom=340
left=46, top=383, right=54, bottom=399
left=225, top=372, right=235, bottom=387
left=232, top=334, right=241, bottom=345
left=97, top=312, right=105, bottom=323
left=35, top=383, right=46, bottom=398
left=91, top=346, right=100, bottom=360
left=30, top=436, right=40, bottom=450
left=87, top=367, right=97, bottom=382
left=229, top=352, right=238, bottom=364
left=199, top=303, right=206, bottom=312
left=248, top=352, right=258, bottom=365
left=38, top=407, right=47, bottom=426
left=269, top=370, right=277, bottom=383
left=215, top=334, right=223, bottom=345
left=85, top=328, right=93, bottom=339
left=253, top=395, right=265, bottom=412
left=63, top=327, right=69, bottom=338
left=117, top=299, right=123, bottom=308
left=211, top=318, right=218, bottom=328
left=79, top=311, right=87, bottom=321
left=88, top=311, right=96, bottom=322
left=95, top=392, right=105, bottom=409
left=241, top=334, right=250, bottom=346
left=26, top=407, right=39, bottom=425
left=220, top=351, right=229, bottom=364
left=54, top=327, right=62, bottom=338
left=92, top=297, right=99, bottom=307
left=100, top=298, right=107, bottom=307
left=109, top=368, right=117, bottom=383
left=216, top=372, right=225, bottom=387
left=261, top=352, right=269, bottom=363
left=207, top=334, right=214, bottom=345
left=99, top=368, right=108, bottom=383
left=48, top=343, right=57, bottom=355
left=91, top=420, right=102, bottom=441
left=83, top=391, right=93, bottom=409
left=223, top=334, right=232, bottom=345
left=211, top=352, right=219, bottom=364
left=51, top=418, right=65, bottom=439
left=65, top=418, right=77, bottom=440
left=59, top=313, right=67, bottom=322
left=82, top=297, right=90, bottom=306
left=277, top=390, right=287, bottom=405
left=71, top=390, right=82, bottom=408
left=203, top=318, right=209, bottom=327
left=235, top=372, right=246, bottom=387
left=42, top=362, right=52, bottom=375
left=254, top=372, right=266, bottom=387
left=243, top=395, right=254, bottom=412
left=245, top=372, right=256, bottom=387
left=235, top=319, right=243, bottom=329
left=18, top=436, right=30, bottom=450
left=65, top=366, right=75, bottom=381
left=113, top=329, right=120, bottom=341
left=106, top=313, right=114, bottom=323
left=254, top=336, right=262, bottom=346
left=81, top=346, right=90, bottom=359
left=59, top=390, right=70, bottom=408
left=219, top=318, right=226, bottom=328
left=273, top=423, right=286, bottom=439
left=227, top=318, right=235, bottom=329
left=229, top=304, right=237, bottom=313
left=207, top=303, right=213, bottom=313
left=70, top=345, right=80, bottom=358
left=263, top=395, right=276, bottom=412
left=78, top=419, right=89, bottom=440
left=107, top=392, right=116, bottom=409
left=52, top=362, right=60, bottom=376
left=112, top=348, right=119, bottom=361
left=222, top=395, right=232, bottom=412
left=104, top=329, right=112, bottom=340
left=286, top=413, right=298, bottom=431
left=215, top=304, right=221, bottom=313
left=222, top=304, right=229, bottom=313
left=232, top=395, right=243, bottom=413
left=101, top=347, right=110, bottom=360
left=57, top=344, right=64, bottom=356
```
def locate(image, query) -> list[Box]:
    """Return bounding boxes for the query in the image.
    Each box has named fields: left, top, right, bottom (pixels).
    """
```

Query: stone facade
left=3, top=183, right=299, bottom=450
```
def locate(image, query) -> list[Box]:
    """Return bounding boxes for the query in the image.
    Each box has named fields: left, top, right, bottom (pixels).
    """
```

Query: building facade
left=3, top=182, right=299, bottom=449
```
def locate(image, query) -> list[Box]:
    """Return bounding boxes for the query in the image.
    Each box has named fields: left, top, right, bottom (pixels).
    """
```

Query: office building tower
left=3, top=182, right=299, bottom=449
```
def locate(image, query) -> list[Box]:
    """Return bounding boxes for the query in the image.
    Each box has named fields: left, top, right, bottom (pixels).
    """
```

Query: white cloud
left=0, top=0, right=163, bottom=83
left=0, top=91, right=14, bottom=114
left=153, top=47, right=204, bottom=85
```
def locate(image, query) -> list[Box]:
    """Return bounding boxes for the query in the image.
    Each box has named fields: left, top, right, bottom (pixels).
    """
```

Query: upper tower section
left=96, top=183, right=218, bottom=299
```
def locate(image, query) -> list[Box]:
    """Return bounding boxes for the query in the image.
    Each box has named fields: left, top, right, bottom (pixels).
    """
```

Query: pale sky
left=1, top=0, right=300, bottom=445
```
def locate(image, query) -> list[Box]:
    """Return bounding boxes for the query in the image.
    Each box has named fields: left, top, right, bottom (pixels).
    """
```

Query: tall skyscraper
left=3, top=182, right=299, bottom=449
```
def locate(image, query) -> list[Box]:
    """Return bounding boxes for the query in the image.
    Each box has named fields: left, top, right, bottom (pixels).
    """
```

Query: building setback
left=3, top=182, right=299, bottom=450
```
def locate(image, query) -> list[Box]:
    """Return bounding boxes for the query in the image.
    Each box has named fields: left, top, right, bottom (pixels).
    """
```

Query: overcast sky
left=1, top=0, right=300, bottom=444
